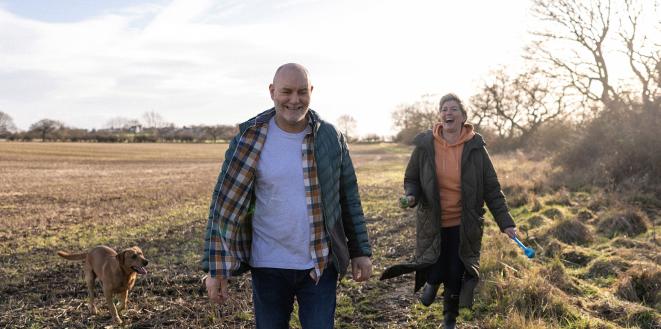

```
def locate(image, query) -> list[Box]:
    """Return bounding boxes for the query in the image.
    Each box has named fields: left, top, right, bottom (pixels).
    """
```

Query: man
left=202, top=63, right=372, bottom=329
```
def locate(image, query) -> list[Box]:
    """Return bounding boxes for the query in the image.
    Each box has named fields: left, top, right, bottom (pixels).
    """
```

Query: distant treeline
left=0, top=119, right=239, bottom=143
left=0, top=117, right=388, bottom=144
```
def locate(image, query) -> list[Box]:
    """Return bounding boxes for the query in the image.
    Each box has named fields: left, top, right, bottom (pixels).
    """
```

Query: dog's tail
left=57, top=251, right=87, bottom=261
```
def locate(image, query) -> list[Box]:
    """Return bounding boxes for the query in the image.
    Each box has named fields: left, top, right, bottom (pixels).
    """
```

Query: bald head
left=273, top=63, right=311, bottom=84
left=269, top=63, right=313, bottom=133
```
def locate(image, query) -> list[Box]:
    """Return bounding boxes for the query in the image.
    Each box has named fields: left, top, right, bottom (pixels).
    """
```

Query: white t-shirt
left=249, top=117, right=314, bottom=269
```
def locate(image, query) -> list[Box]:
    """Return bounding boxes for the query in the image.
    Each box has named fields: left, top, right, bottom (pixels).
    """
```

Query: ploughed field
left=0, top=142, right=658, bottom=328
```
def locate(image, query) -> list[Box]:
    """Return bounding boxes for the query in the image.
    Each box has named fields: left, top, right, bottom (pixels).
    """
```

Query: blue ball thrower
left=512, top=236, right=535, bottom=259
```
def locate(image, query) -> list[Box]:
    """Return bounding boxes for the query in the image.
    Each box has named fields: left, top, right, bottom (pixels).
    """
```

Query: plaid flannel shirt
left=206, top=110, right=329, bottom=279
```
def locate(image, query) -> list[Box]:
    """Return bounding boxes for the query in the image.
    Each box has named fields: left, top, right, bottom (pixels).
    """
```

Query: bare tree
left=104, top=117, right=134, bottom=130
left=528, top=0, right=660, bottom=111
left=529, top=0, right=618, bottom=107
left=470, top=68, right=566, bottom=143
left=336, top=115, right=357, bottom=141
left=204, top=125, right=238, bottom=143
left=29, top=119, right=64, bottom=142
left=142, top=111, right=167, bottom=128
left=391, top=94, right=440, bottom=143
left=362, top=133, right=383, bottom=143
left=471, top=71, right=512, bottom=139
left=0, top=111, right=17, bottom=136
left=618, top=0, right=661, bottom=111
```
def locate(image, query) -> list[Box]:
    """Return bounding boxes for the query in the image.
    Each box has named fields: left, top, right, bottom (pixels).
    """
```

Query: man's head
left=269, top=63, right=313, bottom=133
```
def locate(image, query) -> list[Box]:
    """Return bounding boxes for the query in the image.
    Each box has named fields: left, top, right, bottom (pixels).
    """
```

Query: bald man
left=202, top=63, right=372, bottom=329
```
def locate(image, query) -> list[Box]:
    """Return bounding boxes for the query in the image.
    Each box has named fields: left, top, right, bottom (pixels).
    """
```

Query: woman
left=381, top=93, right=516, bottom=329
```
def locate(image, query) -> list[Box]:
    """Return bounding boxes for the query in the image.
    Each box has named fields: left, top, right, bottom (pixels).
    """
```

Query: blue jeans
left=251, top=266, right=338, bottom=329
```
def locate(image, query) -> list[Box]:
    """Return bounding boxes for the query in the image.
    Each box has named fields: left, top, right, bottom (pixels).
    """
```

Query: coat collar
left=413, top=129, right=485, bottom=168
left=413, top=129, right=484, bottom=151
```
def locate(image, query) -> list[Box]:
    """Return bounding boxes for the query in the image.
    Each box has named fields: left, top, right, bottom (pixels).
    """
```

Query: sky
left=0, top=0, right=535, bottom=137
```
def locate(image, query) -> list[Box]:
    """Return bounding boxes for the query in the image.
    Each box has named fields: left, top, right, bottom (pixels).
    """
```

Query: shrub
left=597, top=208, right=651, bottom=238
left=589, top=300, right=661, bottom=329
left=507, top=193, right=529, bottom=209
left=616, top=266, right=661, bottom=310
left=588, top=300, right=627, bottom=322
left=541, top=258, right=580, bottom=294
left=527, top=215, right=546, bottom=228
left=610, top=237, right=654, bottom=249
left=482, top=311, right=551, bottom=329
left=545, top=190, right=573, bottom=207
left=394, top=127, right=420, bottom=145
left=576, top=209, right=594, bottom=221
left=542, top=207, right=564, bottom=220
left=549, top=218, right=594, bottom=245
left=582, top=256, right=630, bottom=279
left=543, top=239, right=564, bottom=258
left=525, top=119, right=578, bottom=155
left=480, top=268, right=577, bottom=323
left=510, top=271, right=577, bottom=321
left=555, top=105, right=661, bottom=192
left=560, top=248, right=594, bottom=268
left=531, top=197, right=542, bottom=212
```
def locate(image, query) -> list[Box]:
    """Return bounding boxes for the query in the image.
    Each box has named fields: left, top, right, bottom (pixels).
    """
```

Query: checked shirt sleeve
left=202, top=125, right=266, bottom=278
left=202, top=135, right=239, bottom=278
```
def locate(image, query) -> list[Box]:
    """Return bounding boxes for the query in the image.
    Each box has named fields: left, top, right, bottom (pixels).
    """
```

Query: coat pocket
left=415, top=205, right=438, bottom=262
left=328, top=218, right=350, bottom=277
left=464, top=209, right=484, bottom=255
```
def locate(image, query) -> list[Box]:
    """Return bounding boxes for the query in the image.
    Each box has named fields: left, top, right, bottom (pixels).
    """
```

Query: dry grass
left=547, top=218, right=595, bottom=245
left=542, top=207, right=565, bottom=220
left=597, top=207, right=652, bottom=238
left=1, top=142, right=659, bottom=328
left=615, top=266, right=661, bottom=310
left=582, top=256, right=630, bottom=280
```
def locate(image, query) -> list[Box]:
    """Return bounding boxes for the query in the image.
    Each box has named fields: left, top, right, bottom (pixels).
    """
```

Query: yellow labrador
left=58, top=245, right=148, bottom=324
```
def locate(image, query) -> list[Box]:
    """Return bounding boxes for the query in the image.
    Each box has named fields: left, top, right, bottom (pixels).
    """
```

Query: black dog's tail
left=57, top=250, right=87, bottom=261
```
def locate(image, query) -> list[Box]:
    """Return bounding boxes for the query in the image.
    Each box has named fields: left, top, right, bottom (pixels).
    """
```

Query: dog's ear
left=117, top=250, right=126, bottom=263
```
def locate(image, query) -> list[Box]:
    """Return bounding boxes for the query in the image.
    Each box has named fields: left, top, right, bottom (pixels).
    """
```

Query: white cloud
left=0, top=0, right=535, bottom=136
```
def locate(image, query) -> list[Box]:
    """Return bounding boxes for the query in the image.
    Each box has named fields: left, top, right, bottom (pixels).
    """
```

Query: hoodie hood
left=432, top=123, right=475, bottom=148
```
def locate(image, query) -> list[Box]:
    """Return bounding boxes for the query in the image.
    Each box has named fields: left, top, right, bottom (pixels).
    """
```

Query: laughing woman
left=380, top=93, right=517, bottom=329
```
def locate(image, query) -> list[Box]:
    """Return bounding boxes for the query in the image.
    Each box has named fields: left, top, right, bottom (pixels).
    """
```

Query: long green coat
left=380, top=130, right=515, bottom=308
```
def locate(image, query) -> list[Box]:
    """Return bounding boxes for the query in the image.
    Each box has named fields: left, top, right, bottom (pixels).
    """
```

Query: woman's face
left=440, top=100, right=465, bottom=133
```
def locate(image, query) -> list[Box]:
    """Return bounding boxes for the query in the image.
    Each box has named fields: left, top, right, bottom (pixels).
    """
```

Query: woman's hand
left=399, top=195, right=416, bottom=208
left=504, top=226, right=517, bottom=239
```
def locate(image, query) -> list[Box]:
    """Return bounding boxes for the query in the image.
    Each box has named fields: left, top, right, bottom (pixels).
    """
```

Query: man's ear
left=269, top=83, right=275, bottom=100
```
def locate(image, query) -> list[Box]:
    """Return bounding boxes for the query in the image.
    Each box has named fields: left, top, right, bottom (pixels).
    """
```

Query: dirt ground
left=0, top=142, right=658, bottom=328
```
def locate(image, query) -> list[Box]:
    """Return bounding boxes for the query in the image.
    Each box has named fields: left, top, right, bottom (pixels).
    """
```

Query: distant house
left=128, top=125, right=142, bottom=133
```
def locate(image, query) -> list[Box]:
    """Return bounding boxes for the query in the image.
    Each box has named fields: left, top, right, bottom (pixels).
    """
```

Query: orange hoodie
left=432, top=123, right=475, bottom=228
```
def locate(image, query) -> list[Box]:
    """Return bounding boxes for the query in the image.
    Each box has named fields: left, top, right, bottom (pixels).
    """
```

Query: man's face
left=269, top=68, right=313, bottom=132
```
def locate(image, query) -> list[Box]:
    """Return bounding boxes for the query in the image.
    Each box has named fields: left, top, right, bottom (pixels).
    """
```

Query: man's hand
left=350, top=256, right=372, bottom=282
left=205, top=274, right=229, bottom=305
left=504, top=226, right=517, bottom=239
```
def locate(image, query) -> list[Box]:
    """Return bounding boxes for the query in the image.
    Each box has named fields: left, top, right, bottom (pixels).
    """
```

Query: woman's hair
left=439, top=93, right=468, bottom=122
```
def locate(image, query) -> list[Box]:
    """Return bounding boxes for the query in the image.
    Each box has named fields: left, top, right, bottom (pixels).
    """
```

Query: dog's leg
left=117, top=290, right=128, bottom=313
left=84, top=271, right=98, bottom=314
left=104, top=288, right=122, bottom=324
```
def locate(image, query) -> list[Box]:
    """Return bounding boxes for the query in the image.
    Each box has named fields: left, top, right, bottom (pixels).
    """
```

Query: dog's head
left=117, top=246, right=149, bottom=275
